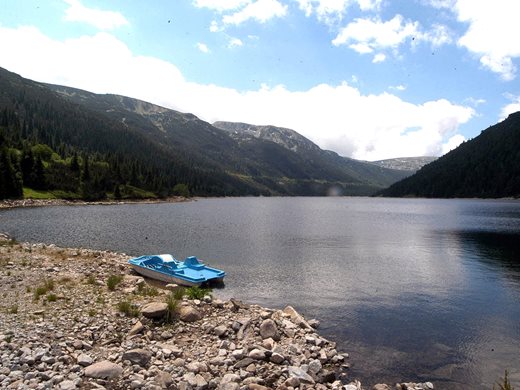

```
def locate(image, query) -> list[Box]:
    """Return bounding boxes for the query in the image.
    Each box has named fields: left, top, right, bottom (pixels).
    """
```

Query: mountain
left=0, top=66, right=411, bottom=199
left=380, top=112, right=520, bottom=198
left=213, top=121, right=410, bottom=190
left=46, top=83, right=410, bottom=195
left=371, top=157, right=437, bottom=172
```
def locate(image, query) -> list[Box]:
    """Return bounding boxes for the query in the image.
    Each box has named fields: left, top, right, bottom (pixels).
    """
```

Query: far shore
left=0, top=196, right=191, bottom=209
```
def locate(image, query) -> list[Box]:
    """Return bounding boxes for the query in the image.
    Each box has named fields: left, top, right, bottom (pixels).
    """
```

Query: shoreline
left=0, top=197, right=191, bottom=209
left=2, top=196, right=518, bottom=211
left=0, top=235, right=433, bottom=390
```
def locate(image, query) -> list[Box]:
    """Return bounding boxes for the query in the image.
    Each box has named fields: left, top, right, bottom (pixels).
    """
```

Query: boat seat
left=184, top=256, right=205, bottom=269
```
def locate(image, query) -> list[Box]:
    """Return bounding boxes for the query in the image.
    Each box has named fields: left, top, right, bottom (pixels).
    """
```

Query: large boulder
left=259, top=319, right=279, bottom=340
left=288, top=366, right=315, bottom=384
left=178, top=305, right=203, bottom=322
left=141, top=302, right=168, bottom=319
left=84, top=361, right=123, bottom=379
left=122, top=349, right=152, bottom=366
left=283, top=306, right=313, bottom=330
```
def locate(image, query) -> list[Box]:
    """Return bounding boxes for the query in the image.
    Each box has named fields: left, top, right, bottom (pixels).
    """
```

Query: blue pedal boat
left=128, top=254, right=225, bottom=287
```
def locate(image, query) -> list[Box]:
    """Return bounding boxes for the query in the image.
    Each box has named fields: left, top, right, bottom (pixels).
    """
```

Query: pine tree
left=114, top=184, right=122, bottom=200
left=70, top=153, right=80, bottom=173
left=31, top=156, right=46, bottom=190
left=0, top=148, right=23, bottom=199
left=21, top=147, right=35, bottom=187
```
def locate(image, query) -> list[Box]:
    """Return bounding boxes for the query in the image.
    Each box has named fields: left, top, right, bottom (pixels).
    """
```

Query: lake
left=1, top=197, right=519, bottom=389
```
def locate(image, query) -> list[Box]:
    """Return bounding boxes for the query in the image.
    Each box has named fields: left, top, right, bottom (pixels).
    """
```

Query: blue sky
left=1, top=0, right=519, bottom=160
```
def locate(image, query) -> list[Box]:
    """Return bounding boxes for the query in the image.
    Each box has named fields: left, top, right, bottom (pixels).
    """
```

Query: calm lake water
left=2, top=197, right=520, bottom=389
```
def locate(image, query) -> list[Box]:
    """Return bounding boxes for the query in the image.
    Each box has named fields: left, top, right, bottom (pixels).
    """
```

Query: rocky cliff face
left=370, top=157, right=437, bottom=172
left=213, top=121, right=321, bottom=153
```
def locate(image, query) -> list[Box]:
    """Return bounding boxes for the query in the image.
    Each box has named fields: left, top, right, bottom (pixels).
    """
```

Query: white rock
left=270, top=352, right=285, bottom=364
left=288, top=366, right=315, bottom=384
left=308, top=359, right=322, bottom=374
left=248, top=349, right=266, bottom=360
left=77, top=353, right=93, bottom=367
left=84, top=361, right=123, bottom=379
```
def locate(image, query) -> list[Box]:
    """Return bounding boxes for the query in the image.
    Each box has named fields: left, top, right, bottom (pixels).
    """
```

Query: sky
left=0, top=0, right=519, bottom=161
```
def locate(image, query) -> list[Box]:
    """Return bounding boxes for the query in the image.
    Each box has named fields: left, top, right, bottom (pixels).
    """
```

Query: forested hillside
left=0, top=68, right=261, bottom=200
left=380, top=112, right=520, bottom=198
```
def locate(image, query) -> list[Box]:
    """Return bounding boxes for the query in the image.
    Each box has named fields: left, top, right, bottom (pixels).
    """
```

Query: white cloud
left=196, top=42, right=210, bottom=53
left=222, top=0, right=287, bottom=25
left=372, top=53, right=386, bottom=63
left=228, top=37, right=244, bottom=48
left=423, top=24, right=453, bottom=47
left=500, top=95, right=520, bottom=120
left=296, top=0, right=382, bottom=24
left=333, top=15, right=419, bottom=50
left=333, top=15, right=453, bottom=60
left=193, top=0, right=251, bottom=11
left=442, top=134, right=465, bottom=154
left=464, top=97, right=486, bottom=107
left=357, top=0, right=383, bottom=11
left=63, top=0, right=129, bottom=30
left=423, top=0, right=456, bottom=8
left=454, top=0, right=520, bottom=80
left=390, top=84, right=406, bottom=91
left=0, top=25, right=474, bottom=160
left=210, top=20, right=220, bottom=32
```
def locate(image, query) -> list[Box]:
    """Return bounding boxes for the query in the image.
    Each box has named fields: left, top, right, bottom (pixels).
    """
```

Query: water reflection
left=1, top=198, right=520, bottom=389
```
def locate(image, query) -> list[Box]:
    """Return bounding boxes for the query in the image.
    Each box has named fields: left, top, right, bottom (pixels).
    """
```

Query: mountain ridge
left=1, top=66, right=421, bottom=199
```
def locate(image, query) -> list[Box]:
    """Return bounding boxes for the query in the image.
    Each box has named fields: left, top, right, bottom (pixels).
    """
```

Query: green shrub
left=117, top=300, right=140, bottom=317
left=44, top=279, right=55, bottom=291
left=106, top=274, right=124, bottom=291
left=46, top=293, right=57, bottom=302
left=33, top=279, right=55, bottom=300
left=137, top=283, right=159, bottom=297
left=172, top=183, right=190, bottom=198
left=86, top=275, right=97, bottom=285
left=165, top=293, right=178, bottom=323
left=8, top=305, right=18, bottom=314
left=185, top=286, right=211, bottom=300
left=173, top=287, right=185, bottom=300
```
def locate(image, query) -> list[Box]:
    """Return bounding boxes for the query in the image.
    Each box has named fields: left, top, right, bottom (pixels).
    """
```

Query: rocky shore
left=0, top=234, right=433, bottom=390
left=0, top=197, right=188, bottom=209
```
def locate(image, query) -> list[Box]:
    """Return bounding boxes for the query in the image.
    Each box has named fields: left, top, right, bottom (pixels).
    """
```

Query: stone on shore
left=259, top=318, right=279, bottom=340
left=178, top=305, right=203, bottom=322
left=122, top=348, right=152, bottom=366
left=283, top=306, right=313, bottom=330
left=76, top=353, right=93, bottom=366
left=288, top=366, right=315, bottom=384
left=141, top=302, right=168, bottom=318
left=128, top=320, right=144, bottom=336
left=84, top=360, right=123, bottom=379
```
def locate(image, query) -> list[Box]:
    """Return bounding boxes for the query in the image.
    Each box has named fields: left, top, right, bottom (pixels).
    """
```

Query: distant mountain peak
left=213, top=121, right=321, bottom=153
left=370, top=157, right=437, bottom=172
